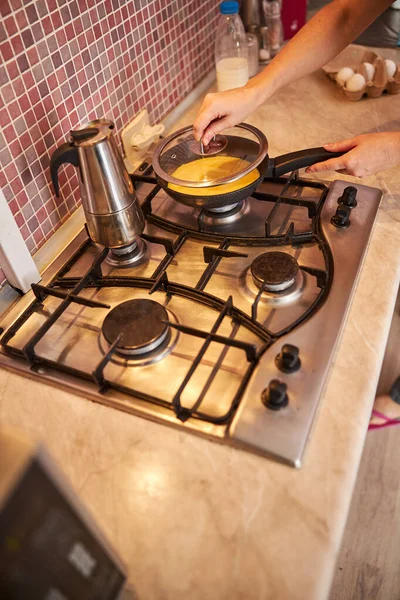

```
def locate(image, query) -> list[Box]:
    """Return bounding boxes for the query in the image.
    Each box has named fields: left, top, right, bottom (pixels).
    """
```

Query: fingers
left=193, top=94, right=222, bottom=142
left=324, top=137, right=358, bottom=153
left=202, top=116, right=233, bottom=145
left=306, top=151, right=365, bottom=177
left=193, top=108, right=216, bottom=142
left=193, top=86, right=258, bottom=143
left=305, top=156, right=348, bottom=174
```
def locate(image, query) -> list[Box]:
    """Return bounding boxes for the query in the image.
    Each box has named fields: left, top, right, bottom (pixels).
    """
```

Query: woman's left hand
left=305, top=132, right=400, bottom=177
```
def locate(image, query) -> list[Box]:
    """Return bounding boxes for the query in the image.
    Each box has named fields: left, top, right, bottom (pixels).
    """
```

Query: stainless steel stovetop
left=0, top=170, right=381, bottom=467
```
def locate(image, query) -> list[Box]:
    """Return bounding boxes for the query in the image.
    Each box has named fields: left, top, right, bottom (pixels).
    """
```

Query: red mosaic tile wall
left=0, top=0, right=219, bottom=287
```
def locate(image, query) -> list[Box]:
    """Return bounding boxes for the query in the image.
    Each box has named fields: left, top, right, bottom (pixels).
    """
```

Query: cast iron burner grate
left=0, top=171, right=333, bottom=426
left=135, top=168, right=326, bottom=243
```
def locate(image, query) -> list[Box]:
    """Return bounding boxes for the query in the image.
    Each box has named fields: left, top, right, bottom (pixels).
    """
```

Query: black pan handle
left=267, top=147, right=345, bottom=178
left=50, top=142, right=79, bottom=197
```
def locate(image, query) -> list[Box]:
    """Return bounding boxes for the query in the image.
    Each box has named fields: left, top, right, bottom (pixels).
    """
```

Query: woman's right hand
left=193, top=85, right=262, bottom=145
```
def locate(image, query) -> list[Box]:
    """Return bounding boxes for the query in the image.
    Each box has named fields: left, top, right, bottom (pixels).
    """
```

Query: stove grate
left=1, top=173, right=334, bottom=426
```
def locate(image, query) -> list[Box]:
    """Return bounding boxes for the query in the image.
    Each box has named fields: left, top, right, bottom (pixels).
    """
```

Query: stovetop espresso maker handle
left=50, top=142, right=80, bottom=197
left=267, top=148, right=345, bottom=178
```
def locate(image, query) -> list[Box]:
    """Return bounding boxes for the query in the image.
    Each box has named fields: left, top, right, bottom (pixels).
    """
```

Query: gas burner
left=241, top=251, right=305, bottom=307
left=251, top=252, right=299, bottom=292
left=106, top=238, right=147, bottom=267
left=202, top=200, right=248, bottom=227
left=101, top=299, right=170, bottom=358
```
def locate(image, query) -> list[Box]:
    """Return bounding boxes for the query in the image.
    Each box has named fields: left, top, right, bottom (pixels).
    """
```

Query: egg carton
left=324, top=48, right=400, bottom=102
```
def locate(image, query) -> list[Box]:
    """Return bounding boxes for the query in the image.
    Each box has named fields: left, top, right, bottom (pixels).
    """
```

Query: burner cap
left=205, top=202, right=241, bottom=215
left=102, top=299, right=169, bottom=356
left=202, top=201, right=247, bottom=227
left=106, top=239, right=147, bottom=268
left=251, top=252, right=299, bottom=292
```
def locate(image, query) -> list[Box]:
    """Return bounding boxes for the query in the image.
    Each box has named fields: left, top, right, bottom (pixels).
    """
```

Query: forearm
left=248, top=0, right=393, bottom=102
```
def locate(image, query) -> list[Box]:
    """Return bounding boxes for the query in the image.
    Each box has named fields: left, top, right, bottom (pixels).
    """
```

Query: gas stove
left=0, top=168, right=381, bottom=467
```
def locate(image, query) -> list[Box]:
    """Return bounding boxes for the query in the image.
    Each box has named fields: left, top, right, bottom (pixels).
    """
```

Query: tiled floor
left=330, top=290, right=400, bottom=599
left=330, top=426, right=400, bottom=600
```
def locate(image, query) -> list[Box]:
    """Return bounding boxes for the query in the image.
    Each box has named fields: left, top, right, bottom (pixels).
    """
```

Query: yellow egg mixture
left=168, top=156, right=260, bottom=196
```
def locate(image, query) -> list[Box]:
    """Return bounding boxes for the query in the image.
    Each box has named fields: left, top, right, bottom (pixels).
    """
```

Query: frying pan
left=152, top=125, right=344, bottom=210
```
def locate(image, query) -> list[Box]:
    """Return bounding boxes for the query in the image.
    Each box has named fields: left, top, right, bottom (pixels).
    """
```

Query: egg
left=169, top=157, right=259, bottom=196
left=345, top=73, right=366, bottom=92
left=363, top=62, right=375, bottom=82
left=336, top=67, right=354, bottom=86
left=385, top=59, right=397, bottom=78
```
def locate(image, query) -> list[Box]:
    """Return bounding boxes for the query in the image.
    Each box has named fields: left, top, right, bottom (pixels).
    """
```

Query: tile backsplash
left=0, top=0, right=219, bottom=287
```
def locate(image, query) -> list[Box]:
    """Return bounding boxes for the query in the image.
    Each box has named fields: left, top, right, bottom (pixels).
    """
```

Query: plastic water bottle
left=215, top=1, right=249, bottom=92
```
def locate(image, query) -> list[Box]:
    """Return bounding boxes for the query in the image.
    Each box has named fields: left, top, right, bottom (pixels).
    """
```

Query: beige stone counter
left=1, top=53, right=400, bottom=600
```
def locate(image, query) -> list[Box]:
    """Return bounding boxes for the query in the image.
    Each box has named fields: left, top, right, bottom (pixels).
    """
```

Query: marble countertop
left=1, top=52, right=400, bottom=600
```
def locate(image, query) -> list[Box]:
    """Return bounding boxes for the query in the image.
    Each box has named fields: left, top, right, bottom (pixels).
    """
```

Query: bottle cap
left=220, top=1, right=239, bottom=15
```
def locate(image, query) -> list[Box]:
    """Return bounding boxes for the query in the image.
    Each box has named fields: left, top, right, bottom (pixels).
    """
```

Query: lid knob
left=189, top=134, right=228, bottom=157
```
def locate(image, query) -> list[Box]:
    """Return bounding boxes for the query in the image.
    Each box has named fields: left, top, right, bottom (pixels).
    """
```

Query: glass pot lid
left=152, top=123, right=268, bottom=188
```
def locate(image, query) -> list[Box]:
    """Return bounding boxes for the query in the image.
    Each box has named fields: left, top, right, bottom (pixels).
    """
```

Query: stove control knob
left=331, top=204, right=351, bottom=229
left=276, top=344, right=301, bottom=373
left=262, top=380, right=289, bottom=411
left=338, top=186, right=358, bottom=208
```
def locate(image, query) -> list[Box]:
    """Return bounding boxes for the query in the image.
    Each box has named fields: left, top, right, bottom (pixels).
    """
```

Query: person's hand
left=193, top=86, right=261, bottom=145
left=305, top=132, right=400, bottom=177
